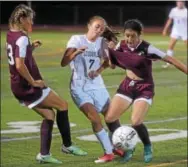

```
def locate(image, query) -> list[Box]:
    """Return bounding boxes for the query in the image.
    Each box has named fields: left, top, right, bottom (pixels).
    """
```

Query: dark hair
left=123, top=19, right=143, bottom=35
left=9, top=4, right=35, bottom=29
left=101, top=26, right=120, bottom=44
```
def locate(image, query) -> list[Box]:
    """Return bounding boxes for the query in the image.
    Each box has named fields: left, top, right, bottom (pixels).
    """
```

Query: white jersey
left=169, top=7, right=187, bottom=33
left=67, top=35, right=106, bottom=91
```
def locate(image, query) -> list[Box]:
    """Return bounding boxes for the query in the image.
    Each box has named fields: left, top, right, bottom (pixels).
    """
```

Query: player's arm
left=88, top=39, right=112, bottom=79
left=162, top=9, right=173, bottom=36
left=15, top=36, right=45, bottom=88
left=162, top=56, right=187, bottom=74
left=61, top=47, right=87, bottom=67
left=15, top=58, right=45, bottom=87
left=148, top=45, right=187, bottom=74
left=162, top=18, right=172, bottom=36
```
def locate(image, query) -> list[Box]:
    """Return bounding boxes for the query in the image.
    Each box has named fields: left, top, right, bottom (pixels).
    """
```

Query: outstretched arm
left=147, top=45, right=187, bottom=74
left=163, top=56, right=187, bottom=74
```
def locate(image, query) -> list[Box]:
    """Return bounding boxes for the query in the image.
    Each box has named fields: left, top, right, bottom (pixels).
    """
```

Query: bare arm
left=61, top=47, right=87, bottom=67
left=162, top=18, right=173, bottom=36
left=162, top=56, right=187, bottom=74
left=97, top=58, right=110, bottom=74
left=15, top=58, right=45, bottom=88
left=61, top=48, right=77, bottom=67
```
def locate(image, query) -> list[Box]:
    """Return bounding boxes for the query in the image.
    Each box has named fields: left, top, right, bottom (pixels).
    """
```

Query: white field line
left=1, top=116, right=187, bottom=142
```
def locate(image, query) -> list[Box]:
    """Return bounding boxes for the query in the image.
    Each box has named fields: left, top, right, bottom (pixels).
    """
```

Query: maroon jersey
left=109, top=40, right=166, bottom=84
left=6, top=30, right=43, bottom=102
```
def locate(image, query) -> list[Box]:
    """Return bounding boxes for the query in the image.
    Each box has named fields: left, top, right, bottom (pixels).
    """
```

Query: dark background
left=1, top=1, right=188, bottom=27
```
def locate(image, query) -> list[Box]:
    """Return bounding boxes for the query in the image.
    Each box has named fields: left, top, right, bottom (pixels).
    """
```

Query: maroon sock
left=40, top=119, right=54, bottom=155
left=132, top=123, right=151, bottom=146
left=106, top=120, right=121, bottom=134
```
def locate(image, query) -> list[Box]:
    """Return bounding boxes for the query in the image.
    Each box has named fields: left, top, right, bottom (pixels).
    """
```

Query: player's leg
left=105, top=94, right=132, bottom=123
left=183, top=40, right=187, bottom=46
left=132, top=99, right=152, bottom=163
left=183, top=38, right=187, bottom=49
left=33, top=107, right=62, bottom=164
left=37, top=89, right=87, bottom=156
left=163, top=37, right=177, bottom=68
left=96, top=89, right=124, bottom=157
left=80, top=103, right=114, bottom=163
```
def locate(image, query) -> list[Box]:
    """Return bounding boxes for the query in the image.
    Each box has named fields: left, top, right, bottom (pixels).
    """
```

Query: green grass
left=1, top=31, right=187, bottom=167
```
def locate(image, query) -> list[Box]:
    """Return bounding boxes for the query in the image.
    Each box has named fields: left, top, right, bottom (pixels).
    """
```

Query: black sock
left=132, top=123, right=151, bottom=146
left=106, top=120, right=121, bottom=134
left=40, top=119, right=54, bottom=155
left=56, top=110, right=72, bottom=147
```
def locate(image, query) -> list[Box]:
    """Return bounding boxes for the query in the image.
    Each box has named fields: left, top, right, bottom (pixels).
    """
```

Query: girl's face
left=124, top=29, right=140, bottom=48
left=176, top=1, right=185, bottom=9
left=20, top=16, right=33, bottom=32
left=88, top=19, right=106, bottom=40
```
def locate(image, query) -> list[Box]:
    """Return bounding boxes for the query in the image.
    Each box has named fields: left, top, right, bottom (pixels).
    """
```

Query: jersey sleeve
left=169, top=8, right=174, bottom=19
left=66, top=35, right=79, bottom=48
left=147, top=45, right=166, bottom=60
left=15, top=36, right=29, bottom=58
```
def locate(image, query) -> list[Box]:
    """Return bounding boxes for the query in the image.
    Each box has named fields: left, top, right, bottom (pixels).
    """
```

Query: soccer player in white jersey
left=162, top=1, right=187, bottom=68
left=61, top=16, right=124, bottom=163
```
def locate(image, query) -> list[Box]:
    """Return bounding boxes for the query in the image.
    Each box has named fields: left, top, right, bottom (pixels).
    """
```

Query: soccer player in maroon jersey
left=6, top=4, right=87, bottom=164
left=93, top=19, right=187, bottom=163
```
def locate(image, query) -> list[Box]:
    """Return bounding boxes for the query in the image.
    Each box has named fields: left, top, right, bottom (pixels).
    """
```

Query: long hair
left=101, top=26, right=121, bottom=45
left=8, top=4, right=35, bottom=30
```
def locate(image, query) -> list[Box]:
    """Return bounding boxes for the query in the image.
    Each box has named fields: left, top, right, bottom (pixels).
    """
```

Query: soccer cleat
left=144, top=145, right=153, bottom=163
left=62, top=145, right=87, bottom=156
left=113, top=148, right=125, bottom=157
left=121, top=148, right=135, bottom=163
left=162, top=63, right=170, bottom=68
left=36, top=153, right=62, bottom=164
left=94, top=153, right=114, bottom=163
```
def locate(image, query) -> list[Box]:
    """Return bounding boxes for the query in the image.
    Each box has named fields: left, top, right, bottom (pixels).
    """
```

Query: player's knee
left=57, top=100, right=68, bottom=111
left=131, top=117, right=142, bottom=126
left=44, top=110, right=55, bottom=121
left=105, top=115, right=115, bottom=123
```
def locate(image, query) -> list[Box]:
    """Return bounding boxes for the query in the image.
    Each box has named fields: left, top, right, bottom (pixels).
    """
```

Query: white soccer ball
left=112, top=126, right=138, bottom=151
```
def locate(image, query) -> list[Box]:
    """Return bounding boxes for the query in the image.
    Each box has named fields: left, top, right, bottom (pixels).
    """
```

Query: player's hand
left=108, top=41, right=116, bottom=49
left=88, top=70, right=99, bottom=79
left=76, top=46, right=88, bottom=54
left=162, top=30, right=167, bottom=36
left=110, top=64, right=116, bottom=69
left=32, top=80, right=46, bottom=88
left=32, top=40, right=42, bottom=49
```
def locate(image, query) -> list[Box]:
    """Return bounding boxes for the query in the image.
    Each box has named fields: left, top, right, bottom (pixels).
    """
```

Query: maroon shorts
left=117, top=77, right=154, bottom=103
left=11, top=85, right=51, bottom=109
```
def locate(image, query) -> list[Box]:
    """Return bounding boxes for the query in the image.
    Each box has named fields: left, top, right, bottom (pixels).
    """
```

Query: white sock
left=167, top=49, right=174, bottom=57
left=96, top=129, right=113, bottom=154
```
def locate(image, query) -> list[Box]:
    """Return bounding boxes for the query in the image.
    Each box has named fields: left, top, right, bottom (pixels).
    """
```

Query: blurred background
left=1, top=1, right=187, bottom=32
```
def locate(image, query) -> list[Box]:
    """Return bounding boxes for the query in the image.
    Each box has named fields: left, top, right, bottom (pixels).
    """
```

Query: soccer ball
left=112, top=126, right=138, bottom=151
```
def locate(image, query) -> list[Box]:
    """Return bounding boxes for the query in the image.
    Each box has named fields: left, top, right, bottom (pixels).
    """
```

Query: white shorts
left=71, top=88, right=110, bottom=113
left=170, top=28, right=187, bottom=41
left=115, top=93, right=153, bottom=105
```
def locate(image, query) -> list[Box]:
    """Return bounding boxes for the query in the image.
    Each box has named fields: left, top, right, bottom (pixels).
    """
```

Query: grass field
left=1, top=30, right=187, bottom=167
